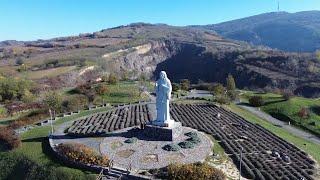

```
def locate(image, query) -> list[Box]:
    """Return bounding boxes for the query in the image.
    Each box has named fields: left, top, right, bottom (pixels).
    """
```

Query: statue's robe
left=155, top=78, right=172, bottom=123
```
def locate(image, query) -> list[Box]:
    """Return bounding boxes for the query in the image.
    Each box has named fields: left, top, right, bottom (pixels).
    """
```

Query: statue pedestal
left=143, top=122, right=182, bottom=141
left=151, top=119, right=175, bottom=128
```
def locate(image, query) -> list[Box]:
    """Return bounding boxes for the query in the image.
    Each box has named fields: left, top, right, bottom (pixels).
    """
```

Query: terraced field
left=67, top=104, right=152, bottom=136
left=171, top=104, right=316, bottom=180
left=67, top=103, right=316, bottom=179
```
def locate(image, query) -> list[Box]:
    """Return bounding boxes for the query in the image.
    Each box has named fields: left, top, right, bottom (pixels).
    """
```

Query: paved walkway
left=237, top=104, right=320, bottom=145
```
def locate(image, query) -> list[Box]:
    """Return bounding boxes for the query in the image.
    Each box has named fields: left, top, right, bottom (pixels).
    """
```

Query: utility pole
left=277, top=0, right=280, bottom=12
left=49, top=109, right=53, bottom=135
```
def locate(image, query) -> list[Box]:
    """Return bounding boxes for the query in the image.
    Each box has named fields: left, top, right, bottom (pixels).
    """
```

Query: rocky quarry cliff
left=1, top=23, right=320, bottom=97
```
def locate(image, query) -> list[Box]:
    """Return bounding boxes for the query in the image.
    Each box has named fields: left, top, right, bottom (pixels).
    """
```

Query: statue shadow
left=104, top=127, right=171, bottom=142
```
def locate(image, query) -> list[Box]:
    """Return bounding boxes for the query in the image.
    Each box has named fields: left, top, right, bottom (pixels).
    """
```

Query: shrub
left=62, top=95, right=88, bottom=112
left=16, top=58, right=24, bottom=65
left=167, top=163, right=226, bottom=180
left=0, top=106, right=7, bottom=117
left=281, top=91, right=294, bottom=101
left=249, top=96, right=264, bottom=107
left=124, top=137, right=138, bottom=144
left=187, top=136, right=201, bottom=144
left=185, top=131, right=198, bottom=138
left=56, top=143, right=109, bottom=166
left=215, top=95, right=230, bottom=105
left=108, top=73, right=118, bottom=85
left=297, top=107, right=310, bottom=119
left=227, top=90, right=238, bottom=101
left=0, top=127, right=21, bottom=150
left=162, top=143, right=180, bottom=151
left=9, top=108, right=48, bottom=129
left=180, top=79, right=190, bottom=91
left=212, top=83, right=225, bottom=96
left=178, top=141, right=196, bottom=149
left=172, top=83, right=180, bottom=92
left=95, top=84, right=108, bottom=95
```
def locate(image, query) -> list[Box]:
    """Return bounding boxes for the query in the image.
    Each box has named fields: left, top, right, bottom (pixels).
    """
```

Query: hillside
left=0, top=23, right=320, bottom=97
left=202, top=11, right=320, bottom=52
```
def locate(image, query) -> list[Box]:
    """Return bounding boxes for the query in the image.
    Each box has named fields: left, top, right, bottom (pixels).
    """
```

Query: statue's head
left=159, top=71, right=167, bottom=80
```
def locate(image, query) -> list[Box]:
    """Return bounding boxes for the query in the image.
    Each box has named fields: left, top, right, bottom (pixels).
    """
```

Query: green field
left=0, top=106, right=112, bottom=179
left=227, top=103, right=320, bottom=163
left=20, top=66, right=77, bottom=80
left=100, top=81, right=150, bottom=104
left=241, top=91, right=320, bottom=136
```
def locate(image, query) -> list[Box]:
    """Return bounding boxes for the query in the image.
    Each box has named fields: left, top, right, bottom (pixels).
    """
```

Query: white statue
left=154, top=71, right=174, bottom=127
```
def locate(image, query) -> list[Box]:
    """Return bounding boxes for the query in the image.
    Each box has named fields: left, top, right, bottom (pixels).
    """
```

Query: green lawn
left=100, top=81, right=149, bottom=104
left=240, top=91, right=320, bottom=136
left=0, top=106, right=112, bottom=179
left=227, top=103, right=320, bottom=163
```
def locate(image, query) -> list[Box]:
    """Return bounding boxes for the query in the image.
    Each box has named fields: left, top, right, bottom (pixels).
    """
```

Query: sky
left=0, top=0, right=319, bottom=41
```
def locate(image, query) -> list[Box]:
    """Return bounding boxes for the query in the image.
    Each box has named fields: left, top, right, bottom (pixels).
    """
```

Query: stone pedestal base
left=143, top=122, right=182, bottom=141
left=151, top=119, right=175, bottom=128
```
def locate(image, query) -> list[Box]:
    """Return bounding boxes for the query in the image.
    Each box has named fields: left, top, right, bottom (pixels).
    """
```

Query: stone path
left=237, top=104, right=320, bottom=145
left=99, top=126, right=213, bottom=170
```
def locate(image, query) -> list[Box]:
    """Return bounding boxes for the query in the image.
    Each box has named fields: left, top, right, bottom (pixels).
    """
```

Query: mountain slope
left=203, top=11, right=320, bottom=52
left=0, top=23, right=319, bottom=97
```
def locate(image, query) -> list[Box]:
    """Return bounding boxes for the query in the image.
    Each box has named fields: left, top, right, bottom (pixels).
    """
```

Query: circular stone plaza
left=49, top=102, right=317, bottom=179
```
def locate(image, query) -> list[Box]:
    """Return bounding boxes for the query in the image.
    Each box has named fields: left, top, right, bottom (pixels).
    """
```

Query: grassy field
left=226, top=103, right=320, bottom=163
left=20, top=66, right=77, bottom=80
left=0, top=106, right=112, bottom=179
left=100, top=81, right=150, bottom=104
left=240, top=91, right=320, bottom=136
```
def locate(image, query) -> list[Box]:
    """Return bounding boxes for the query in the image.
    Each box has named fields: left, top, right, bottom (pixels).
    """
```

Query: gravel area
left=100, top=126, right=213, bottom=170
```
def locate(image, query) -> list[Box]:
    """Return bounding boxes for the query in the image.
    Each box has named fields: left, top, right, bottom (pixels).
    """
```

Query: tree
left=138, top=73, right=147, bottom=82
left=95, top=84, right=108, bottom=95
left=180, top=79, right=190, bottom=91
left=298, top=107, right=310, bottom=119
left=227, top=90, right=238, bottom=101
left=281, top=90, right=294, bottom=101
left=0, top=77, right=32, bottom=102
left=15, top=58, right=24, bottom=66
left=43, top=91, right=62, bottom=115
left=101, top=74, right=109, bottom=82
left=108, top=73, right=118, bottom=85
left=86, top=91, right=96, bottom=106
left=249, top=96, right=264, bottom=107
left=212, top=83, right=225, bottom=96
left=62, top=95, right=88, bottom=112
left=316, top=50, right=320, bottom=61
left=172, top=83, right=180, bottom=92
left=21, top=90, right=35, bottom=103
left=215, top=95, right=230, bottom=105
left=226, top=74, right=236, bottom=91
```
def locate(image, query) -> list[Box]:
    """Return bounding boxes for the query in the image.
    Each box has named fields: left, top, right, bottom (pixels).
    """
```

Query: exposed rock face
left=1, top=23, right=320, bottom=97
left=103, top=40, right=179, bottom=78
